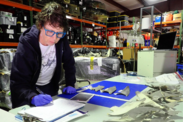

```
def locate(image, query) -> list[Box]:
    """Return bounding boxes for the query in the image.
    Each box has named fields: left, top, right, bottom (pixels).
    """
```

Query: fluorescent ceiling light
left=145, top=0, right=167, bottom=5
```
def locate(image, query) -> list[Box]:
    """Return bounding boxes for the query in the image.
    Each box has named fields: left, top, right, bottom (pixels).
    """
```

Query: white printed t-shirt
left=36, top=42, right=57, bottom=86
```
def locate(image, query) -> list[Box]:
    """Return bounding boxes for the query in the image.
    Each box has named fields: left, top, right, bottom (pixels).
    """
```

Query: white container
left=0, top=11, right=12, bottom=17
left=0, top=17, right=17, bottom=25
left=137, top=50, right=177, bottom=77
left=108, top=35, right=116, bottom=47
left=142, top=18, right=151, bottom=30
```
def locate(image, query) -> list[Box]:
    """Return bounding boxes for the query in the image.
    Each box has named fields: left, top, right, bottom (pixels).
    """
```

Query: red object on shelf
left=166, top=14, right=173, bottom=21
left=143, top=33, right=154, bottom=40
left=107, top=31, right=113, bottom=36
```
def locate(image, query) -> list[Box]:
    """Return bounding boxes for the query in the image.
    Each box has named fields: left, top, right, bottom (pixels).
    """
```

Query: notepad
left=23, top=98, right=85, bottom=122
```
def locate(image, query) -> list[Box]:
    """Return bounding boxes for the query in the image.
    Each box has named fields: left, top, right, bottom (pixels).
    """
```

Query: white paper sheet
left=155, top=74, right=179, bottom=85
left=23, top=98, right=85, bottom=122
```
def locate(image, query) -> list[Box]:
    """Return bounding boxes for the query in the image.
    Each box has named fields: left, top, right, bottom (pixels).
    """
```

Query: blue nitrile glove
left=63, top=86, right=76, bottom=94
left=31, top=94, right=53, bottom=106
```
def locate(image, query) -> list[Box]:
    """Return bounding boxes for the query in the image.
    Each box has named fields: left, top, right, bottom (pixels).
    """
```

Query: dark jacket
left=10, top=25, right=76, bottom=108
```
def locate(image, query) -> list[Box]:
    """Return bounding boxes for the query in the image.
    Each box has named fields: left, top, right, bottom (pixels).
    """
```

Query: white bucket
left=108, top=35, right=116, bottom=47
left=142, top=18, right=152, bottom=30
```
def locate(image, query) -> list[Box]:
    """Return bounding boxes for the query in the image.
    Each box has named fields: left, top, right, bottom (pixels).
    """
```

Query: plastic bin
left=75, top=57, right=120, bottom=81
left=0, top=17, right=17, bottom=25
left=108, top=16, right=117, bottom=22
left=0, top=11, right=12, bottom=17
left=109, top=11, right=120, bottom=16
left=118, top=20, right=129, bottom=26
left=177, top=64, right=183, bottom=75
left=107, top=21, right=118, bottom=27
left=117, top=15, right=128, bottom=21
left=155, top=16, right=163, bottom=22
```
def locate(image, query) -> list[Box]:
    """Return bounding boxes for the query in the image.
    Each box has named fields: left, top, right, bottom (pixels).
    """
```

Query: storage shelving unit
left=0, top=0, right=107, bottom=47
left=0, top=0, right=182, bottom=54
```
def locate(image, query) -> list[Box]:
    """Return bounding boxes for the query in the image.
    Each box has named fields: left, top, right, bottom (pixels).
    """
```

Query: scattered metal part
left=90, top=85, right=104, bottom=92
left=148, top=85, right=180, bottom=92
left=167, top=110, right=181, bottom=116
left=136, top=91, right=164, bottom=109
left=105, top=83, right=183, bottom=122
left=100, top=86, right=116, bottom=94
left=148, top=119, right=174, bottom=122
left=163, top=102, right=179, bottom=108
left=114, top=86, right=130, bottom=96
left=147, top=90, right=181, bottom=103
left=165, top=97, right=183, bottom=103
left=109, top=99, right=145, bottom=116
left=123, top=106, right=161, bottom=119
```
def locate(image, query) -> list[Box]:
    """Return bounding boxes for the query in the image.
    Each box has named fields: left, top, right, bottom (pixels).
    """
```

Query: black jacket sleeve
left=10, top=41, right=38, bottom=108
left=62, top=39, right=76, bottom=87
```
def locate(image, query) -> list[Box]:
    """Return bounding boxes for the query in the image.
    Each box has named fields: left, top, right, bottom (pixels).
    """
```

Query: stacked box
left=74, top=57, right=120, bottom=80
left=117, top=20, right=129, bottom=26
left=117, top=15, right=129, bottom=21
left=109, top=11, right=121, bottom=16
left=108, top=16, right=118, bottom=22
left=107, top=21, right=118, bottom=27
left=107, top=10, right=129, bottom=27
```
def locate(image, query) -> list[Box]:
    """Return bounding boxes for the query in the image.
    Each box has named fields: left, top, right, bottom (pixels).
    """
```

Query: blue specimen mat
left=58, top=81, right=147, bottom=108
left=88, top=96, right=126, bottom=108
left=58, top=93, right=126, bottom=108
left=58, top=93, right=78, bottom=99
left=82, top=81, right=147, bottom=100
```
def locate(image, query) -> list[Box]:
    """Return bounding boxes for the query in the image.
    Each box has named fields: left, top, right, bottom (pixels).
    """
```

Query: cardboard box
left=123, top=48, right=138, bottom=60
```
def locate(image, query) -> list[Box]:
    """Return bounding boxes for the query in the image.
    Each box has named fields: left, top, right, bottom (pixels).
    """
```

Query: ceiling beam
left=137, top=0, right=148, bottom=7
left=105, top=0, right=129, bottom=12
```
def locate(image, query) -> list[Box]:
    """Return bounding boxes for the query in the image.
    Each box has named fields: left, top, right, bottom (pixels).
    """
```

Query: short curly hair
left=34, top=2, right=68, bottom=31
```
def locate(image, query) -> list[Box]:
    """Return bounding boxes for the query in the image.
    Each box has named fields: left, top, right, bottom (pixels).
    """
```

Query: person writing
left=10, top=2, right=76, bottom=108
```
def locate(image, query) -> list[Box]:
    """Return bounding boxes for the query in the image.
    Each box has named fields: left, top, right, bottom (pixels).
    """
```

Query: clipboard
left=70, top=93, right=94, bottom=103
left=19, top=98, right=85, bottom=122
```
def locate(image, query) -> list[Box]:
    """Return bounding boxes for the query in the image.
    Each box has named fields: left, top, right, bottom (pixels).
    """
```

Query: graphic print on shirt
left=41, top=46, right=56, bottom=72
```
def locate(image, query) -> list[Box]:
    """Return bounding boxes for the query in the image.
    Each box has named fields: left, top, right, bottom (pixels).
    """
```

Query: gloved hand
left=63, top=86, right=76, bottom=94
left=31, top=94, right=52, bottom=106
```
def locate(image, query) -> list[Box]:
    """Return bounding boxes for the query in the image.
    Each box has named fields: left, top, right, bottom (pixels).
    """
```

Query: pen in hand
left=36, top=87, right=53, bottom=104
left=36, top=87, right=44, bottom=94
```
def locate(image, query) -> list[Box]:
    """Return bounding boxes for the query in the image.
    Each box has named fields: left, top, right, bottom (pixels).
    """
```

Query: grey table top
left=4, top=75, right=183, bottom=122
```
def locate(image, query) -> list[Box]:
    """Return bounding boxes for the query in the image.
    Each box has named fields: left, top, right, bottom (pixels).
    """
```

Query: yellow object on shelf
left=173, top=13, right=181, bottom=21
